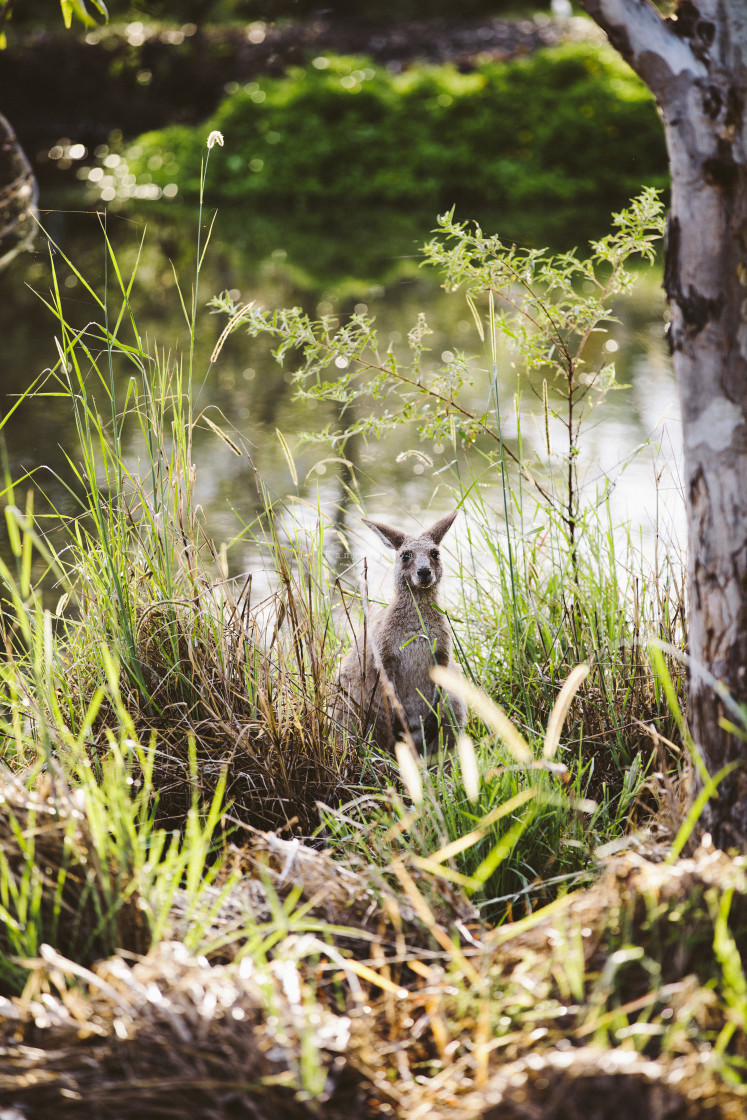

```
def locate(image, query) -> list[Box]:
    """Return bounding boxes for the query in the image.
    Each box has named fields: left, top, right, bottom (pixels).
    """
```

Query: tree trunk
left=582, top=0, right=747, bottom=847
left=0, top=110, right=37, bottom=270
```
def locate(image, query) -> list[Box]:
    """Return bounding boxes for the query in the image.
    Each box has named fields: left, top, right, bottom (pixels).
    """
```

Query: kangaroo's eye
left=430, top=549, right=439, bottom=560
left=401, top=551, right=413, bottom=562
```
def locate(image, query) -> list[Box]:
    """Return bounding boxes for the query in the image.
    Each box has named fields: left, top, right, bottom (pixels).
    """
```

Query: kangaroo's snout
left=416, top=565, right=434, bottom=586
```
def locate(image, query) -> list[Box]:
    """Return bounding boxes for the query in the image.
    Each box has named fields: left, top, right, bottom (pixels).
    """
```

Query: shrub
left=95, top=42, right=667, bottom=263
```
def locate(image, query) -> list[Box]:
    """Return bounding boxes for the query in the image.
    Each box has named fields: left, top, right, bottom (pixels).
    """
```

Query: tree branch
left=581, top=0, right=706, bottom=99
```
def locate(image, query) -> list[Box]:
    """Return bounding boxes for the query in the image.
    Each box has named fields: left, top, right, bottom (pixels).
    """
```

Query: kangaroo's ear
left=427, top=509, right=459, bottom=544
left=362, top=518, right=406, bottom=551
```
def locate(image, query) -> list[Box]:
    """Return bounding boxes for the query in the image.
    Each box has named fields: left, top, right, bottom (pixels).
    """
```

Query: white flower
left=207, top=130, right=224, bottom=150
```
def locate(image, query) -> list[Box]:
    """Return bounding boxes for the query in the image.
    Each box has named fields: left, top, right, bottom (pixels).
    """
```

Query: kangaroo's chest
left=368, top=605, right=444, bottom=690
left=389, top=628, right=437, bottom=687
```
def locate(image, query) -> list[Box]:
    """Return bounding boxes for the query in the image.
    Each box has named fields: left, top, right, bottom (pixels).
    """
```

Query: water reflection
left=0, top=204, right=682, bottom=601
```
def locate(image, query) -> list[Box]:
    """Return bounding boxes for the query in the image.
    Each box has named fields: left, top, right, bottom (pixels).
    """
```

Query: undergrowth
left=2, top=149, right=739, bottom=1117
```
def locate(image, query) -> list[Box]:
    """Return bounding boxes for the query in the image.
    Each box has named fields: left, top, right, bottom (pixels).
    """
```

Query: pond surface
left=0, top=200, right=683, bottom=602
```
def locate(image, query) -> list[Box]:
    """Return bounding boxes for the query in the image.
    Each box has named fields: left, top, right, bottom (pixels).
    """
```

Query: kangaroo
left=336, top=510, right=466, bottom=754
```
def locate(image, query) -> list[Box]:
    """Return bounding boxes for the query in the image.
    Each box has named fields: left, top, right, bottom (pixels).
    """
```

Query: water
left=0, top=203, right=683, bottom=601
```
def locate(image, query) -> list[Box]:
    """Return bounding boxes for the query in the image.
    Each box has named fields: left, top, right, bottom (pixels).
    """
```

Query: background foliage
left=107, top=42, right=668, bottom=254
left=8, top=0, right=552, bottom=27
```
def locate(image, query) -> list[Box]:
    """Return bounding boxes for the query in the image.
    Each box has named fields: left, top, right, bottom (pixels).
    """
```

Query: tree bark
left=582, top=0, right=747, bottom=847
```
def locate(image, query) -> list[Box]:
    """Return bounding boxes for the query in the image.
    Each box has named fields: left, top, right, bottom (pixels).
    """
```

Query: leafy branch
left=210, top=188, right=665, bottom=552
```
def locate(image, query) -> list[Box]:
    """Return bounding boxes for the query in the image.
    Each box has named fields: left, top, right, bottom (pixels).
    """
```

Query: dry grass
left=1, top=775, right=746, bottom=1119
left=65, top=564, right=368, bottom=838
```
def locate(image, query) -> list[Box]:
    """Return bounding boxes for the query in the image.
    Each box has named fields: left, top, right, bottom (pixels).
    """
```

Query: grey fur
left=336, top=510, right=466, bottom=754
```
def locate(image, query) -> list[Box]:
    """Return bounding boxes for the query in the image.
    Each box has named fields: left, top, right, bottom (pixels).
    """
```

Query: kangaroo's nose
left=417, top=566, right=433, bottom=584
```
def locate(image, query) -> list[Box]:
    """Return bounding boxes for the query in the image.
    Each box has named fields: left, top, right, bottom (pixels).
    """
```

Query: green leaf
left=60, top=0, right=100, bottom=29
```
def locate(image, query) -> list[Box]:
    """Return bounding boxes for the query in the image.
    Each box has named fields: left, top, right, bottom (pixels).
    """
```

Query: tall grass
left=454, top=484, right=685, bottom=799
left=32, top=228, right=361, bottom=829
left=0, top=161, right=363, bottom=988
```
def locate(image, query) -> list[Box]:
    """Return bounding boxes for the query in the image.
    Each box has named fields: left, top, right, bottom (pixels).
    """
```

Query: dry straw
left=457, top=731, right=481, bottom=802
left=395, top=741, right=424, bottom=805
left=543, top=663, right=590, bottom=759
left=431, top=666, right=532, bottom=763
